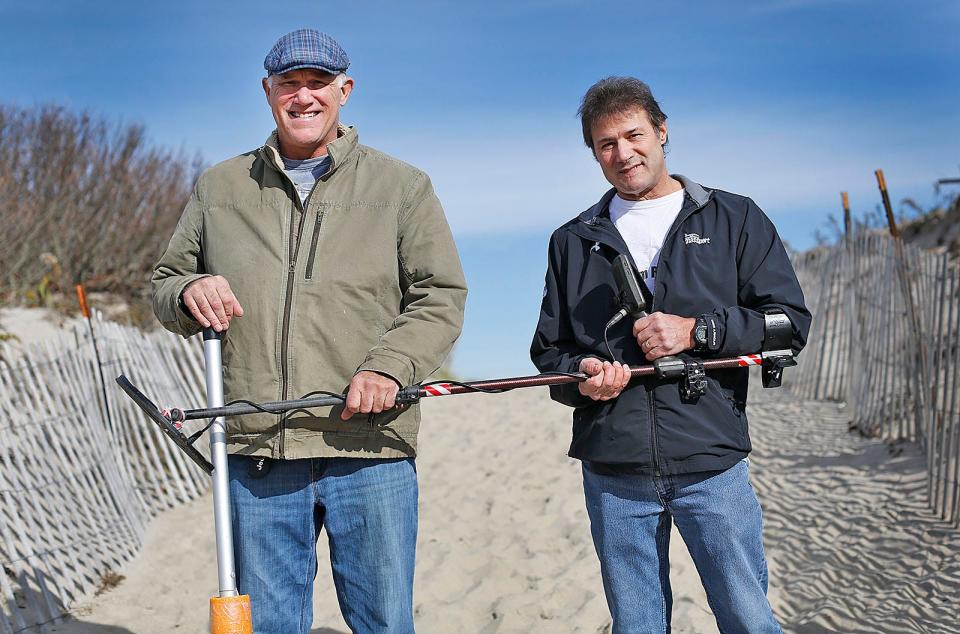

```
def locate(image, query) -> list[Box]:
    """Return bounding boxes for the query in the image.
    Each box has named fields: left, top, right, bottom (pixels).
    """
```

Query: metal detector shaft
left=160, top=352, right=783, bottom=423
left=204, top=329, right=239, bottom=599
left=174, top=394, right=344, bottom=421
left=415, top=353, right=771, bottom=398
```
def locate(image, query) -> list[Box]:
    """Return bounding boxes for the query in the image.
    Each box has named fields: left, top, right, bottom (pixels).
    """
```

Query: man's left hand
left=633, top=312, right=696, bottom=361
left=341, top=371, right=400, bottom=420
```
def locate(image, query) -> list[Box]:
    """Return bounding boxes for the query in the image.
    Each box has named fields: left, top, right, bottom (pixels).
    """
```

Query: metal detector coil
left=115, top=374, right=214, bottom=473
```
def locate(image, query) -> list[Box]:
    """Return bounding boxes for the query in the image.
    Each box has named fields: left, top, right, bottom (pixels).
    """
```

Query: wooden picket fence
left=791, top=230, right=960, bottom=526
left=0, top=316, right=207, bottom=632
left=1, top=229, right=957, bottom=630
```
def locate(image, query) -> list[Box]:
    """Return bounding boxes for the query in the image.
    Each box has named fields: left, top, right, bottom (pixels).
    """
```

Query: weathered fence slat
left=792, top=229, right=960, bottom=526
left=0, top=317, right=207, bottom=632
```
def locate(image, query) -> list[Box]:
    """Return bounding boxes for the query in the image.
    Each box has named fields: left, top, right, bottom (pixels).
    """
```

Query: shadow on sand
left=49, top=620, right=348, bottom=633
left=46, top=614, right=348, bottom=633
left=48, top=617, right=134, bottom=633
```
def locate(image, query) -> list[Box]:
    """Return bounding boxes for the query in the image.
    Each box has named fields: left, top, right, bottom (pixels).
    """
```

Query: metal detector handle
left=611, top=254, right=681, bottom=374
left=203, top=327, right=240, bottom=598
left=612, top=254, right=649, bottom=316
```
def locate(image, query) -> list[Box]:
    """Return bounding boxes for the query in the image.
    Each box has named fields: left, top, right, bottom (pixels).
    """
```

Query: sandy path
left=748, top=392, right=960, bottom=633
left=51, top=386, right=959, bottom=633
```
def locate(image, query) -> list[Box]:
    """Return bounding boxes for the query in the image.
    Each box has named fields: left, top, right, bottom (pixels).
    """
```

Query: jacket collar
left=260, top=123, right=358, bottom=176
left=577, top=173, right=711, bottom=225
left=673, top=174, right=710, bottom=207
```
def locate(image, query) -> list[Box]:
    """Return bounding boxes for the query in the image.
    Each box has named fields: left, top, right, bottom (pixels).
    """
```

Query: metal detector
left=117, top=316, right=796, bottom=447
left=117, top=328, right=252, bottom=633
left=115, top=316, right=796, bottom=634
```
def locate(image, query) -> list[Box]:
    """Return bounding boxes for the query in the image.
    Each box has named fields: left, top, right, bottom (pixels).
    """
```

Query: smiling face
left=591, top=107, right=673, bottom=201
left=262, top=68, right=354, bottom=159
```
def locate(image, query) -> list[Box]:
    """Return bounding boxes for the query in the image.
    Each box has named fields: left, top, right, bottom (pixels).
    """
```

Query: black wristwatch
left=693, top=314, right=720, bottom=352
left=693, top=316, right=709, bottom=350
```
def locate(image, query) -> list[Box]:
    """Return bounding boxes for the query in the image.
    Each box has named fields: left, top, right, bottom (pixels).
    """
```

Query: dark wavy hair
left=578, top=76, right=668, bottom=153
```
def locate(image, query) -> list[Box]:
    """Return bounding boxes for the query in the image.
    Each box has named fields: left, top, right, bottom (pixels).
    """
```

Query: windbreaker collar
left=577, top=174, right=711, bottom=225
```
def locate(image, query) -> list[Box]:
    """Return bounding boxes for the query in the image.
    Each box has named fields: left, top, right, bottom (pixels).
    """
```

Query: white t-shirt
left=609, top=188, right=685, bottom=294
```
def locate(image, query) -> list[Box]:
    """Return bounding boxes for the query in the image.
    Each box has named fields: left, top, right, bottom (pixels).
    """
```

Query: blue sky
left=2, top=1, right=957, bottom=377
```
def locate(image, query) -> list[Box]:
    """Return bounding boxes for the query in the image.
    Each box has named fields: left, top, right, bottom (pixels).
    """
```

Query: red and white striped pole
left=416, top=353, right=773, bottom=400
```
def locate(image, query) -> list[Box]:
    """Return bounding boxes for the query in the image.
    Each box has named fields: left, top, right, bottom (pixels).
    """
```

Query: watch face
left=695, top=324, right=708, bottom=344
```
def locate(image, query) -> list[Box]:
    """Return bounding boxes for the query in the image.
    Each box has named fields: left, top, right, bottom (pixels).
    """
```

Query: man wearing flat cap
left=153, top=29, right=466, bottom=633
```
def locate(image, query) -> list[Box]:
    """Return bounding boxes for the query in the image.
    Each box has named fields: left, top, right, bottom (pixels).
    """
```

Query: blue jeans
left=582, top=459, right=781, bottom=634
left=228, top=455, right=418, bottom=634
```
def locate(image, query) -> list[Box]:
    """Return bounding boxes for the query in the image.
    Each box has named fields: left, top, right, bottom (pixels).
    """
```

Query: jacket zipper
left=648, top=389, right=661, bottom=476
left=304, top=208, right=326, bottom=281
left=262, top=144, right=333, bottom=459
left=583, top=191, right=710, bottom=474
left=645, top=194, right=708, bottom=476
left=588, top=220, right=664, bottom=475
left=278, top=195, right=307, bottom=458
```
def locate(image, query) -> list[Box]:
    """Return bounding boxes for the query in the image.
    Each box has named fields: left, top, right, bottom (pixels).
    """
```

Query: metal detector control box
left=761, top=311, right=797, bottom=388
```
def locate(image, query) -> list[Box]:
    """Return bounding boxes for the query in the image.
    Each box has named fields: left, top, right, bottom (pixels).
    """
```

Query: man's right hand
left=181, top=275, right=245, bottom=332
left=578, top=358, right=631, bottom=401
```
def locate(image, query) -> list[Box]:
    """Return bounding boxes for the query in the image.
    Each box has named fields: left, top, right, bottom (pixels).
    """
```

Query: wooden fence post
left=875, top=169, right=930, bottom=440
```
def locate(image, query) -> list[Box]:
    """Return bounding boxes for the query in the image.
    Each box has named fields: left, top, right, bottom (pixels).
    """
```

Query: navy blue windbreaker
left=530, top=175, right=811, bottom=475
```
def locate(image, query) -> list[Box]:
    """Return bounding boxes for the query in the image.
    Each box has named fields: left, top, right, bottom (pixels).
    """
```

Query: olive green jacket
left=152, top=126, right=467, bottom=459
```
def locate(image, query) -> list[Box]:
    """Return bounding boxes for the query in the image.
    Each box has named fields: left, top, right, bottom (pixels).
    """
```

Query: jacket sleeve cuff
left=546, top=354, right=595, bottom=408
left=712, top=306, right=765, bottom=356
left=358, top=350, right=415, bottom=387
left=551, top=383, right=595, bottom=408
left=155, top=274, right=210, bottom=338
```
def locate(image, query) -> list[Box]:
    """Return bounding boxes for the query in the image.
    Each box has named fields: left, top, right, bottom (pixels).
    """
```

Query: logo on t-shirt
left=684, top=233, right=711, bottom=245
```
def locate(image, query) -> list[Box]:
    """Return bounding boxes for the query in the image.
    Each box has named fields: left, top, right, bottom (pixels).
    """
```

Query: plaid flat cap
left=264, top=29, right=350, bottom=76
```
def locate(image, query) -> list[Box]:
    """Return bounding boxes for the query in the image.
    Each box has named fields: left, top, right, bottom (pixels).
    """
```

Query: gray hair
left=578, top=76, right=667, bottom=152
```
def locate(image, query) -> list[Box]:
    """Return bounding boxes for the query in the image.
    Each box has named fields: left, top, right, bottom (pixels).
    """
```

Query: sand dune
left=51, top=384, right=960, bottom=633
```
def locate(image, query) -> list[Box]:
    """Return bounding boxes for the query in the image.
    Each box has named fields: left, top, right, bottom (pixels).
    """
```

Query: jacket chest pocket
left=300, top=205, right=397, bottom=287
left=666, top=239, right=738, bottom=303
left=304, top=209, right=326, bottom=281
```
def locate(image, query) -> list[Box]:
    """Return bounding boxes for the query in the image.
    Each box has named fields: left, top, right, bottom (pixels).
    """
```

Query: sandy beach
left=38, top=378, right=959, bottom=634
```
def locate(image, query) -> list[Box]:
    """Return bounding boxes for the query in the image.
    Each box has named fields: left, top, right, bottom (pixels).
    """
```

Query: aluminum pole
left=203, top=328, right=238, bottom=598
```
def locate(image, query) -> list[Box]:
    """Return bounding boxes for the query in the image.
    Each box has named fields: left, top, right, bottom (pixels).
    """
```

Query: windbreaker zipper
left=648, top=389, right=661, bottom=477
left=642, top=195, right=711, bottom=474
left=588, top=220, right=663, bottom=474
left=584, top=192, right=708, bottom=473
left=644, top=193, right=709, bottom=475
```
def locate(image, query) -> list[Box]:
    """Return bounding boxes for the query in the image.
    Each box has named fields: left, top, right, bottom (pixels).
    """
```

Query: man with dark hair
left=153, top=29, right=466, bottom=634
left=531, top=76, right=810, bottom=632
